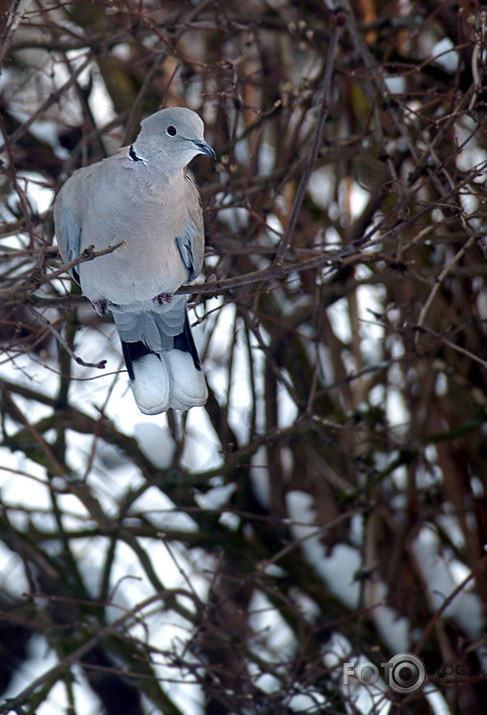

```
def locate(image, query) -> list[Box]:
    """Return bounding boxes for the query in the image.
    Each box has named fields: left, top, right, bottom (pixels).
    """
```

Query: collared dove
left=54, top=106, right=215, bottom=414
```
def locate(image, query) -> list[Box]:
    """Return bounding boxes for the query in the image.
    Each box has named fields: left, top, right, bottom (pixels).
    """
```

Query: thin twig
left=0, top=241, right=125, bottom=302
left=30, top=307, right=107, bottom=369
left=0, top=53, right=95, bottom=153
left=418, top=323, right=487, bottom=370
left=44, top=241, right=125, bottom=283
left=0, top=0, right=34, bottom=67
left=414, top=235, right=475, bottom=345
left=274, top=14, right=344, bottom=263
left=413, top=553, right=487, bottom=658
left=0, top=590, right=182, bottom=715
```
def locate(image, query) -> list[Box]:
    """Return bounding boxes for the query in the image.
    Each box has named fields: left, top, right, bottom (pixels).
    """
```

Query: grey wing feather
left=54, top=183, right=83, bottom=284
left=175, top=215, right=198, bottom=280
left=175, top=175, right=205, bottom=281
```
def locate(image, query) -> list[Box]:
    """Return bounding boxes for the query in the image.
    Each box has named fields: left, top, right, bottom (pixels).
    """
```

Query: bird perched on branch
left=54, top=106, right=215, bottom=414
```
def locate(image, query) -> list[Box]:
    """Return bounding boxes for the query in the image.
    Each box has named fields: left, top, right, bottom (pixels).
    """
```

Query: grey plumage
left=54, top=107, right=215, bottom=414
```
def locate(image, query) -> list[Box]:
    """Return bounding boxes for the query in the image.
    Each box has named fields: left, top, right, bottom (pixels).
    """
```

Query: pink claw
left=91, top=299, right=108, bottom=316
left=152, top=292, right=173, bottom=304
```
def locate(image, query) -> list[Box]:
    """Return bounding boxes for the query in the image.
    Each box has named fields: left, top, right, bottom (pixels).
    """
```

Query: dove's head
left=132, top=107, right=216, bottom=169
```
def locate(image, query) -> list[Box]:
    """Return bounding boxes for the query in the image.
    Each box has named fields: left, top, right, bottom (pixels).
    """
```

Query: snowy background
left=1, top=1, right=487, bottom=713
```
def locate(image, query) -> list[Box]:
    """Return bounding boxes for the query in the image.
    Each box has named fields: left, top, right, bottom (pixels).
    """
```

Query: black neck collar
left=129, top=144, right=145, bottom=162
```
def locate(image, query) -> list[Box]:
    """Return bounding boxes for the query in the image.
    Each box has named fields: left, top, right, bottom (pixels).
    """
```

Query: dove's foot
left=152, top=292, right=173, bottom=305
left=91, top=299, right=108, bottom=316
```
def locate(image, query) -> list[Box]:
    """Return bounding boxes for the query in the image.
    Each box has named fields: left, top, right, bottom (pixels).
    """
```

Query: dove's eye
left=166, top=126, right=177, bottom=136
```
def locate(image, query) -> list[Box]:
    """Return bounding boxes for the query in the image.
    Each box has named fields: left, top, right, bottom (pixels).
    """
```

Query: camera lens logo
left=343, top=652, right=427, bottom=694
left=384, top=653, right=427, bottom=694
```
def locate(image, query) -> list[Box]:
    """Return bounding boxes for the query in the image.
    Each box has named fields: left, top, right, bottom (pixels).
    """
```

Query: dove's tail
left=118, top=307, right=207, bottom=415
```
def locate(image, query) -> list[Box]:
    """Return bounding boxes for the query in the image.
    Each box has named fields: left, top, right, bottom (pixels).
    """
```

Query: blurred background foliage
left=1, top=0, right=487, bottom=713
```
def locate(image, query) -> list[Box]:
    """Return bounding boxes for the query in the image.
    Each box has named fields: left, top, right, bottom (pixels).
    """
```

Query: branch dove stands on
left=54, top=107, right=215, bottom=414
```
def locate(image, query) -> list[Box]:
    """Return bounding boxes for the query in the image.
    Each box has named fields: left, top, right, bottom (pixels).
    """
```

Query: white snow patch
left=286, top=490, right=360, bottom=609
left=134, top=422, right=175, bottom=468
left=413, top=527, right=484, bottom=638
